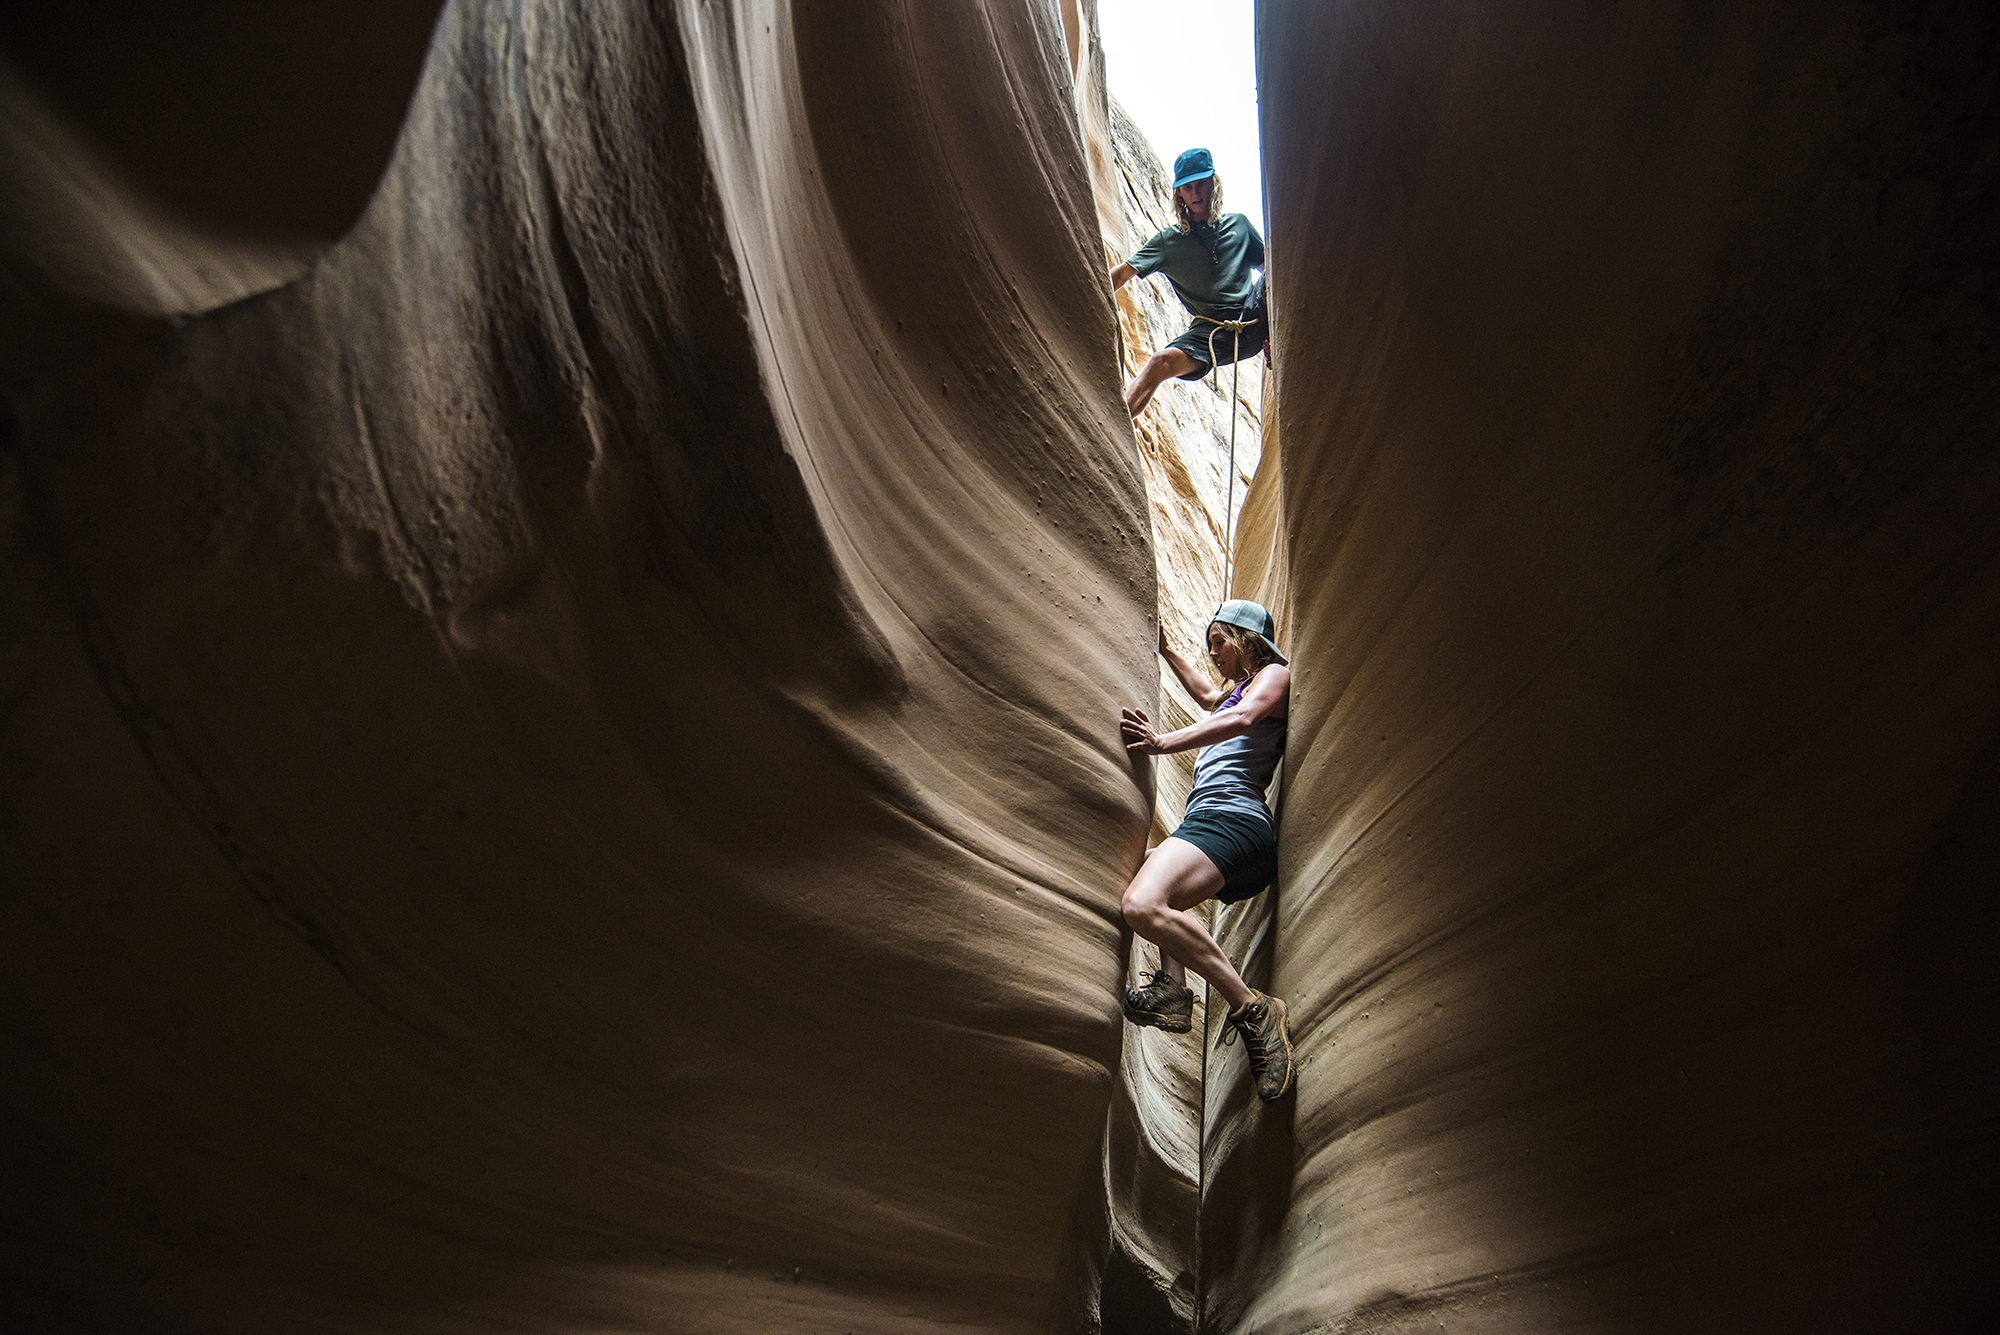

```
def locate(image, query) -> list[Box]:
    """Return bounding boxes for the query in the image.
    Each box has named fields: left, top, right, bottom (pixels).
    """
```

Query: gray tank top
left=1184, top=670, right=1287, bottom=824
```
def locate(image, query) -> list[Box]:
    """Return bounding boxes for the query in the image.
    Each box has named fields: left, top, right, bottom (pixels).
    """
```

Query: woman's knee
left=1122, top=887, right=1167, bottom=932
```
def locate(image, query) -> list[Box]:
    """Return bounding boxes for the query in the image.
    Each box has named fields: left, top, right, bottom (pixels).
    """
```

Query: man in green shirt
left=1110, top=147, right=1268, bottom=418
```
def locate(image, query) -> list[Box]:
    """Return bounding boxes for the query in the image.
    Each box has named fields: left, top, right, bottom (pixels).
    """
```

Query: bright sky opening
left=1096, top=0, right=1263, bottom=236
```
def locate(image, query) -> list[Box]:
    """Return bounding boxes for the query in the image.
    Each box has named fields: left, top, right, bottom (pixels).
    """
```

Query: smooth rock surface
left=6, top=1, right=1999, bottom=1332
left=1, top=1, right=1157, bottom=1330
left=1226, top=2, right=2000, bottom=1330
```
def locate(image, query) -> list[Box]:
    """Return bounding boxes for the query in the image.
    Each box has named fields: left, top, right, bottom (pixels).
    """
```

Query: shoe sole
left=1258, top=995, right=1296, bottom=1100
left=1123, top=1002, right=1193, bottom=1034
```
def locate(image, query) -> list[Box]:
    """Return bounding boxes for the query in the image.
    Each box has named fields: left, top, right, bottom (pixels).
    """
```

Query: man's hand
left=1109, top=261, right=1136, bottom=291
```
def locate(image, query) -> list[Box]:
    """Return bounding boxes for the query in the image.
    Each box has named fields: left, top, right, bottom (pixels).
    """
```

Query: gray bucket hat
left=1210, top=599, right=1288, bottom=666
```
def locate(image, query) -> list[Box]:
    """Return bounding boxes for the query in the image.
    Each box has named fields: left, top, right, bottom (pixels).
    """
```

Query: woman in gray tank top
left=1117, top=599, right=1296, bottom=1103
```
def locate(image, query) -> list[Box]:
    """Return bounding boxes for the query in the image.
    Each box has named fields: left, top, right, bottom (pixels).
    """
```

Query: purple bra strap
left=1214, top=668, right=1288, bottom=723
left=1216, top=668, right=1259, bottom=713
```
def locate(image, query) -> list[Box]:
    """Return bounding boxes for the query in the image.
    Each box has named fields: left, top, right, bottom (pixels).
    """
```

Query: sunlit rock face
left=1, top=1, right=1160, bottom=1330
left=1110, top=98, right=1267, bottom=841
left=1055, top=11, right=1258, bottom=1325
left=1228, top=3, right=2000, bottom=1332
left=1109, top=102, right=1265, bottom=691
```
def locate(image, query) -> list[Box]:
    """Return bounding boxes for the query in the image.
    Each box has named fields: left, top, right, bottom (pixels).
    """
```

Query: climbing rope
left=1196, top=312, right=1257, bottom=605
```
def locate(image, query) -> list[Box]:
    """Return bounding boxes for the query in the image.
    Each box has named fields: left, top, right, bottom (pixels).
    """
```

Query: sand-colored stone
left=1215, top=3, right=2000, bottom=1331
left=2, top=2, right=1155, bottom=1329
left=5, top=1, right=1999, bottom=1332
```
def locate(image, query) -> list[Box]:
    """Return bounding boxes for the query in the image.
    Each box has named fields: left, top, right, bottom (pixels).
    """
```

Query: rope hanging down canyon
left=1196, top=313, right=1256, bottom=604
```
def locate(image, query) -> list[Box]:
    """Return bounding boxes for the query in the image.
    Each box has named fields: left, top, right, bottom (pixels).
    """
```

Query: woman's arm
left=1122, top=665, right=1290, bottom=756
left=1109, top=261, right=1136, bottom=291
left=1158, top=624, right=1224, bottom=711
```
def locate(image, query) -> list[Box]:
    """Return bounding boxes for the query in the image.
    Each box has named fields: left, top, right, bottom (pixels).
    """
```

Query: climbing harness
left=1195, top=312, right=1258, bottom=605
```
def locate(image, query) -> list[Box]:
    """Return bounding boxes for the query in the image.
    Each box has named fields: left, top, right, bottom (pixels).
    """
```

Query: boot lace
left=1220, top=1006, right=1267, bottom=1070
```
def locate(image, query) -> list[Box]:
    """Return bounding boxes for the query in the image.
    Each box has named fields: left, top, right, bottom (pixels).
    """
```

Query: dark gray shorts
left=1170, top=808, right=1277, bottom=904
left=1168, top=309, right=1269, bottom=380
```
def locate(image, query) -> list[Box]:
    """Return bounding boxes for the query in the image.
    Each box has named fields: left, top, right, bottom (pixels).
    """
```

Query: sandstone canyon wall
left=4, top=1, right=1999, bottom=1333
left=3, top=2, right=1160, bottom=1330
left=0, top=0, right=443, bottom=314
left=1218, top=2, right=2000, bottom=1332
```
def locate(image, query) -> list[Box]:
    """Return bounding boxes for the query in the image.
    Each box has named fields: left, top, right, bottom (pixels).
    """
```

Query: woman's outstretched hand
left=1122, top=706, right=1164, bottom=755
left=1157, top=623, right=1169, bottom=656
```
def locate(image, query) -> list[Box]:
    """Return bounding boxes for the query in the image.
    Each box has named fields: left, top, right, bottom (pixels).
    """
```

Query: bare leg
left=1124, top=347, right=1200, bottom=418
left=1131, top=848, right=1186, bottom=987
left=1121, top=838, right=1256, bottom=1009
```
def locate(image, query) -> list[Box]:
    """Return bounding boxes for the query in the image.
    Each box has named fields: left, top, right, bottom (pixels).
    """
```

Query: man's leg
left=1121, top=837, right=1256, bottom=1009
left=1125, top=347, right=1201, bottom=418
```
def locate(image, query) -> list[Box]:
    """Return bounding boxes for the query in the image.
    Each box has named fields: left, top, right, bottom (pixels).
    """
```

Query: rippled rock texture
left=1228, top=2, right=2000, bottom=1331
left=6, top=1, right=2000, bottom=1333
left=2, top=2, right=1156, bottom=1330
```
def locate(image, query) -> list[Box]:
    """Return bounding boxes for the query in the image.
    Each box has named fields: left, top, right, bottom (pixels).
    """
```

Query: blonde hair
left=1172, top=172, right=1225, bottom=234
left=1210, top=618, right=1277, bottom=674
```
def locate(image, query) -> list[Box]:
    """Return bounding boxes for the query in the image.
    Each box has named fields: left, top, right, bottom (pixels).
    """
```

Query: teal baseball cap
left=1172, top=147, right=1215, bottom=189
left=1211, top=599, right=1287, bottom=665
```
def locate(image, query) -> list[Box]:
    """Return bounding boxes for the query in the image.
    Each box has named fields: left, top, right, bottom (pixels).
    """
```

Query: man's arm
left=1109, top=261, right=1136, bottom=291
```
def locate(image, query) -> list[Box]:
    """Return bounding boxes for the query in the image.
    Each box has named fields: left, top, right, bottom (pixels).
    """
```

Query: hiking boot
left=1222, top=991, right=1295, bottom=1101
left=1123, top=969, right=1194, bottom=1033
